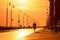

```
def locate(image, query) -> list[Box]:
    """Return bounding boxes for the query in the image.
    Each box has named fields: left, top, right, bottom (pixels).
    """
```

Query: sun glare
left=18, top=6, right=27, bottom=10
left=12, top=0, right=28, bottom=5
left=17, top=29, right=33, bottom=39
left=17, top=0, right=27, bottom=4
left=20, top=0, right=27, bottom=3
left=14, top=0, right=28, bottom=10
left=16, top=28, right=43, bottom=39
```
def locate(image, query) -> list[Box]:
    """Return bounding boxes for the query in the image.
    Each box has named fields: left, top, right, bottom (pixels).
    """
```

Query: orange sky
left=0, top=0, right=49, bottom=27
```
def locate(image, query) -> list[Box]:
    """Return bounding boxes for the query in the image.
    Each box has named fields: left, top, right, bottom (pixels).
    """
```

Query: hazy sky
left=0, top=0, right=49, bottom=27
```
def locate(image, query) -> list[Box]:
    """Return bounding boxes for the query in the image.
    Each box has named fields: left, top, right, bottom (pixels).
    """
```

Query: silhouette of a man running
left=33, top=22, right=36, bottom=32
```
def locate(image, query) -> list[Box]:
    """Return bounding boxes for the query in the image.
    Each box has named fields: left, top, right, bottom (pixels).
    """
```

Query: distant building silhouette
left=47, top=0, right=60, bottom=31
left=55, top=0, right=60, bottom=21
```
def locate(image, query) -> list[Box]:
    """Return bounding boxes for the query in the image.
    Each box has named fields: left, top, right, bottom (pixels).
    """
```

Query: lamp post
left=23, top=12, right=25, bottom=27
left=26, top=15, right=29, bottom=27
left=6, top=1, right=14, bottom=28
left=18, top=10, right=21, bottom=27
left=10, top=5, right=14, bottom=28
left=6, top=1, right=11, bottom=27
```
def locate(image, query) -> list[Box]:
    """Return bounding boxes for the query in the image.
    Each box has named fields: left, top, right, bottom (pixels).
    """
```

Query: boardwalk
left=20, top=28, right=60, bottom=40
